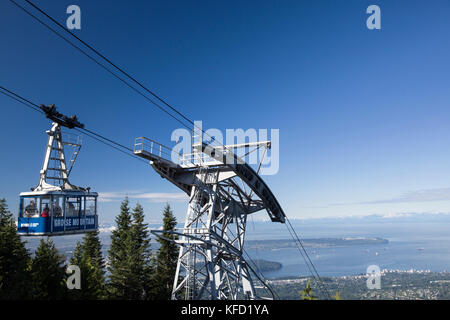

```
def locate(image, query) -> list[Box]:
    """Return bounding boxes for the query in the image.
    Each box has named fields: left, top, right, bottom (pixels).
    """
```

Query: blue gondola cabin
left=17, top=108, right=100, bottom=236
left=17, top=190, right=98, bottom=236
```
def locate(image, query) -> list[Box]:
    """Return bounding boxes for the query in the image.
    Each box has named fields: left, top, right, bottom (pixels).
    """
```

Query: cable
left=285, top=219, right=329, bottom=299
left=225, top=227, right=279, bottom=300
left=284, top=220, right=316, bottom=278
left=0, top=85, right=147, bottom=164
left=0, top=85, right=43, bottom=112
left=82, top=128, right=133, bottom=153
left=282, top=218, right=328, bottom=298
left=10, top=0, right=231, bottom=153
left=7, top=0, right=193, bottom=132
left=0, top=84, right=135, bottom=156
left=284, top=217, right=332, bottom=299
left=243, top=248, right=280, bottom=300
left=244, top=255, right=279, bottom=300
left=23, top=0, right=195, bottom=129
left=74, top=128, right=148, bottom=164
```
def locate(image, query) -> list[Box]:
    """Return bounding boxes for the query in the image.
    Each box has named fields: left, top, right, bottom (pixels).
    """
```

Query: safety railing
left=180, top=152, right=210, bottom=166
left=61, top=131, right=82, bottom=147
left=134, top=137, right=242, bottom=167
left=134, top=137, right=181, bottom=164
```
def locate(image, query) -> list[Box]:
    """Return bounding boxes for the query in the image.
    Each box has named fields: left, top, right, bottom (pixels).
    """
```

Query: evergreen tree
left=154, top=203, right=179, bottom=300
left=0, top=198, right=32, bottom=299
left=30, top=237, right=67, bottom=299
left=128, top=203, right=153, bottom=299
left=300, top=280, right=317, bottom=300
left=69, top=230, right=106, bottom=299
left=107, top=197, right=133, bottom=299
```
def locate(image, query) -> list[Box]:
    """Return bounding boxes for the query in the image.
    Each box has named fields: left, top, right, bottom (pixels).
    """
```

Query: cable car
left=17, top=105, right=98, bottom=236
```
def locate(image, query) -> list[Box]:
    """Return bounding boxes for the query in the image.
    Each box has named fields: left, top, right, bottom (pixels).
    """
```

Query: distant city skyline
left=1, top=1, right=450, bottom=223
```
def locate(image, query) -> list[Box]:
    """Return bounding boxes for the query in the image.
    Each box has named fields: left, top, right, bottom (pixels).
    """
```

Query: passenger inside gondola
left=25, top=200, right=37, bottom=217
left=53, top=202, right=62, bottom=217
left=41, top=204, right=50, bottom=218
left=67, top=201, right=75, bottom=216
left=65, top=198, right=80, bottom=217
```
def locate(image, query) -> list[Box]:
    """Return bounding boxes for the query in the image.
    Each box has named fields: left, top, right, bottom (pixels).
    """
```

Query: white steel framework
left=134, top=136, right=285, bottom=300
left=34, top=122, right=82, bottom=192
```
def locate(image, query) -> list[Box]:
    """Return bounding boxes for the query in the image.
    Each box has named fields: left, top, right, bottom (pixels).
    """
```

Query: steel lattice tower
left=134, top=136, right=285, bottom=300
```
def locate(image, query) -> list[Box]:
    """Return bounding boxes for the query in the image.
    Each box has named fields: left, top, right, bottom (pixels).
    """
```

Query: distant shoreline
left=246, top=237, right=389, bottom=249
left=264, top=270, right=450, bottom=300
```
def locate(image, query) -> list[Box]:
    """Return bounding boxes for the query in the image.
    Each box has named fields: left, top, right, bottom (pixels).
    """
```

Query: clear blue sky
left=1, top=0, right=450, bottom=223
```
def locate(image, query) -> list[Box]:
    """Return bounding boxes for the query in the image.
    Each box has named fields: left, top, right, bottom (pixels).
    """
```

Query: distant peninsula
left=251, top=259, right=283, bottom=272
left=246, top=237, right=389, bottom=250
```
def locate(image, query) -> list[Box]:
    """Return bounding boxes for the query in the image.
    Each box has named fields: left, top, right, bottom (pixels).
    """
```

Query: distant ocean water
left=244, top=215, right=450, bottom=278
left=22, top=214, right=450, bottom=278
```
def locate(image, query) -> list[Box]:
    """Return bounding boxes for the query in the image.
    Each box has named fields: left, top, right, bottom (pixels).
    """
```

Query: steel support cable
left=225, top=227, right=279, bottom=300
left=243, top=249, right=280, bottom=300
left=82, top=127, right=133, bottom=152
left=13, top=0, right=230, bottom=154
left=23, top=0, right=195, bottom=129
left=0, top=86, right=43, bottom=114
left=74, top=128, right=148, bottom=164
left=284, top=220, right=326, bottom=298
left=286, top=220, right=331, bottom=299
left=0, top=86, right=147, bottom=164
left=283, top=219, right=319, bottom=285
left=7, top=0, right=193, bottom=133
left=284, top=223, right=329, bottom=299
left=240, top=242, right=278, bottom=299
left=284, top=217, right=332, bottom=299
left=244, top=255, right=279, bottom=300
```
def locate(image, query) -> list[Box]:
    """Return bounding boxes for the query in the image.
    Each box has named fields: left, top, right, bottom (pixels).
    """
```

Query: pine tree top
left=0, top=198, right=14, bottom=227
left=162, top=203, right=177, bottom=230
left=0, top=198, right=32, bottom=299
